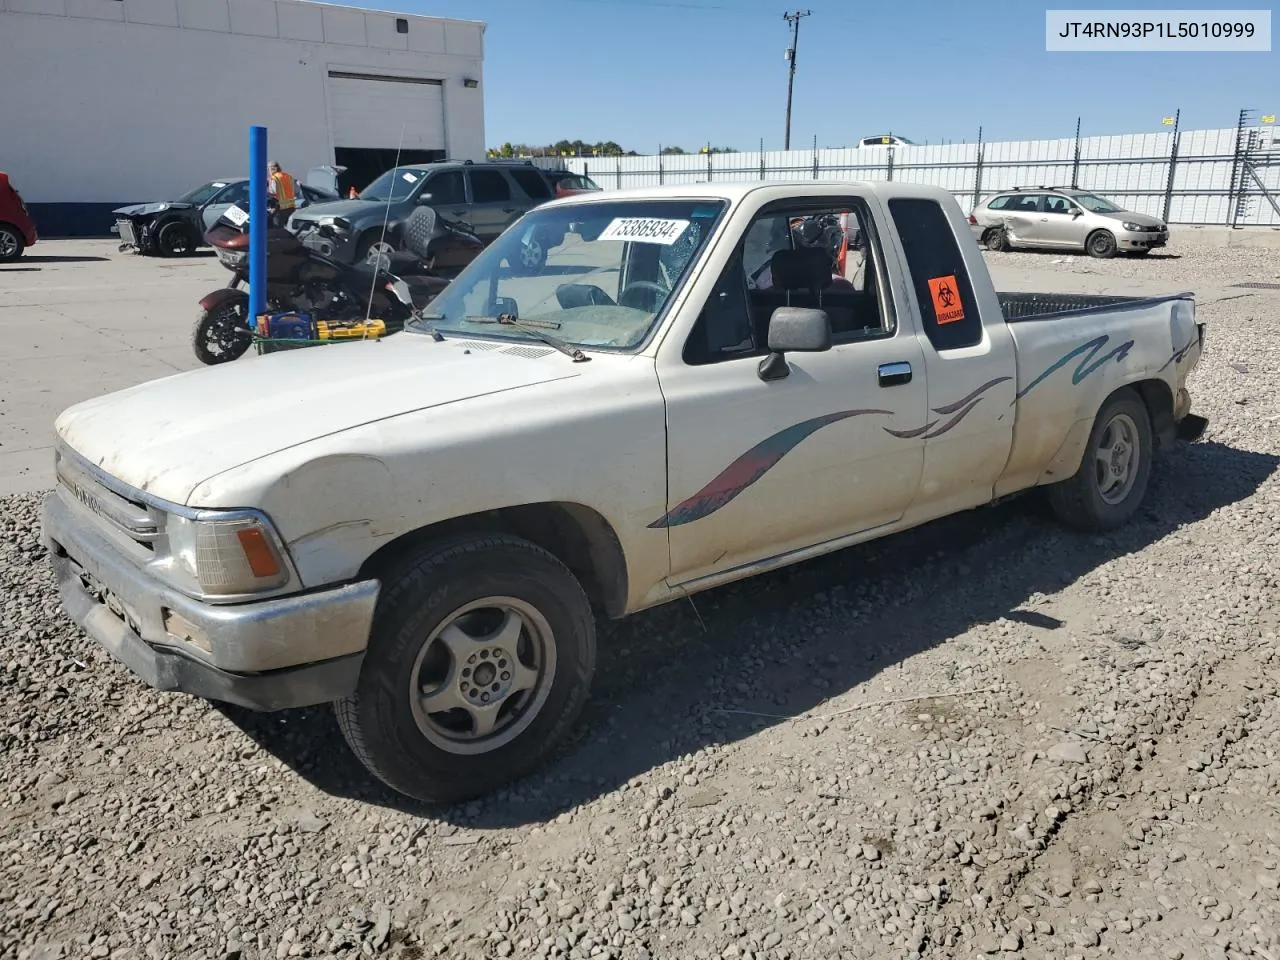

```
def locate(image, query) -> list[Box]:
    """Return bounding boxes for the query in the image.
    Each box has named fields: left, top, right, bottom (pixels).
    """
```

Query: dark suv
left=287, top=159, right=559, bottom=265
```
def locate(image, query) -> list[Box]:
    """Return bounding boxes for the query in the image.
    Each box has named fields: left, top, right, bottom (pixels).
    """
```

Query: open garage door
left=327, top=71, right=447, bottom=193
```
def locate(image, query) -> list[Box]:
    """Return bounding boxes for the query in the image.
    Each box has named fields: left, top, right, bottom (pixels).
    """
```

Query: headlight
left=216, top=248, right=247, bottom=268
left=1122, top=222, right=1144, bottom=232
left=165, top=513, right=290, bottom=596
left=320, top=216, right=351, bottom=232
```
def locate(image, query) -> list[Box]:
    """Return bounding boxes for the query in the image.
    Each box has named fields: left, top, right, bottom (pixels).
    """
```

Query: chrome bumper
left=41, top=490, right=380, bottom=711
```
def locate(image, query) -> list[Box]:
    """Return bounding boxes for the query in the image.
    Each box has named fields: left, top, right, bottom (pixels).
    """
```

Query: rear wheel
left=192, top=297, right=253, bottom=365
left=1086, top=229, right=1117, bottom=259
left=335, top=534, right=596, bottom=805
left=1047, top=389, right=1153, bottom=531
left=508, top=229, right=548, bottom=276
left=0, top=223, right=25, bottom=262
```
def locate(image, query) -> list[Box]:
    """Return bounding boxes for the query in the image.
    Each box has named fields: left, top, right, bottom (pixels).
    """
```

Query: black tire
left=0, top=223, right=24, bottom=262
left=1086, top=229, right=1117, bottom=259
left=1046, top=389, right=1153, bottom=532
left=336, top=534, right=597, bottom=805
left=157, top=220, right=198, bottom=257
left=192, top=297, right=253, bottom=365
left=985, top=228, right=1009, bottom=252
left=356, top=230, right=399, bottom=264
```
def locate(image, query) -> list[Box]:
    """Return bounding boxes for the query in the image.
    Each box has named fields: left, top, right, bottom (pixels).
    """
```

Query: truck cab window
left=887, top=197, right=982, bottom=351
left=684, top=202, right=887, bottom=365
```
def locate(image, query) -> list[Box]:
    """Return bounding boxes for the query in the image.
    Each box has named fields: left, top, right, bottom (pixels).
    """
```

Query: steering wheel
left=618, top=280, right=667, bottom=311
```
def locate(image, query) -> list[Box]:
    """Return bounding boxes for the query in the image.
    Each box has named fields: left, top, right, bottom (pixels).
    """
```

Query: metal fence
left=531, top=118, right=1280, bottom=227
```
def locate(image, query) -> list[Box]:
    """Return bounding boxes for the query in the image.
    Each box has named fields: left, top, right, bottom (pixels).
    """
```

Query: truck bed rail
left=998, top=291, right=1144, bottom=321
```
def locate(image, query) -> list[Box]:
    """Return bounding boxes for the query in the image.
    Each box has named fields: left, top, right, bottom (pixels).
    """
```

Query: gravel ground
left=4, top=244, right=1280, bottom=960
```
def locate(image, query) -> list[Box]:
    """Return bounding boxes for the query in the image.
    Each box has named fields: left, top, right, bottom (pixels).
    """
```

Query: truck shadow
left=217, top=439, right=1277, bottom=824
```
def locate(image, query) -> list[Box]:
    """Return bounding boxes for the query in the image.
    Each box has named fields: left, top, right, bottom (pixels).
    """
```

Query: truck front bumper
left=41, top=490, right=379, bottom=712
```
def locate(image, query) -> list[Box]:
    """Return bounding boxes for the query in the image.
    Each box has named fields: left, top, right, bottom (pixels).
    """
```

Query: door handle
left=878, top=361, right=912, bottom=387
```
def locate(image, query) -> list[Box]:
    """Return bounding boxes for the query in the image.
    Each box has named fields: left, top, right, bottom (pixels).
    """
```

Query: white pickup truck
left=42, top=181, right=1207, bottom=805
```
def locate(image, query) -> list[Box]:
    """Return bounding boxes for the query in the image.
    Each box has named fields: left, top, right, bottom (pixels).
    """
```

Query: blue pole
left=248, top=125, right=267, bottom=332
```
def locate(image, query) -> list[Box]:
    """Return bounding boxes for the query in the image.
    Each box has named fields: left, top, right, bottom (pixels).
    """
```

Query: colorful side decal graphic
left=647, top=408, right=892, bottom=529
left=651, top=334, right=1175, bottom=529
left=1013, top=334, right=1134, bottom=402
left=884, top=376, right=1011, bottom=440
left=1157, top=333, right=1199, bottom=373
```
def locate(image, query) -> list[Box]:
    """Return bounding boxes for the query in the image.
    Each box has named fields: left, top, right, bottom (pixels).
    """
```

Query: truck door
left=656, top=197, right=928, bottom=586
left=884, top=196, right=1017, bottom=523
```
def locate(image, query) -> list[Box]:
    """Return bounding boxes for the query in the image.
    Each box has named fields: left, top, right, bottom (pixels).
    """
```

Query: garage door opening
left=326, top=70, right=448, bottom=194
left=335, top=148, right=444, bottom=195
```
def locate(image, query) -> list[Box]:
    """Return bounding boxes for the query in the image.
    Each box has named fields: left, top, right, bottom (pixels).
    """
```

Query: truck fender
left=198, top=286, right=248, bottom=313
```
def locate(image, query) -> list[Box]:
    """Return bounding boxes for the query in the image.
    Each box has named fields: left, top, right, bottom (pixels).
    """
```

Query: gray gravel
left=3, top=243, right=1279, bottom=960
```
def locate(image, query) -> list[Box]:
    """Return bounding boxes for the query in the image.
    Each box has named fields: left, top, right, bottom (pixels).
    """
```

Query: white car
left=43, top=180, right=1207, bottom=806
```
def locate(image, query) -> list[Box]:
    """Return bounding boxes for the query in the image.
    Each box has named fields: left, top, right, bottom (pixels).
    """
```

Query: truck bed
left=998, top=291, right=1160, bottom=322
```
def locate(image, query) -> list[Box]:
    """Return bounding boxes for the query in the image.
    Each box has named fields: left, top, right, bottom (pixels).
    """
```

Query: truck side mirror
left=758, top=306, right=832, bottom=381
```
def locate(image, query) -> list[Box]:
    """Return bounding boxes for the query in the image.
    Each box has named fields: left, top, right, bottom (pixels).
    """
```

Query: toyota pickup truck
left=41, top=181, right=1207, bottom=805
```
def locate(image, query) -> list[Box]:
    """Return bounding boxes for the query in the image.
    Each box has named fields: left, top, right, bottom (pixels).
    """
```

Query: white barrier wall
left=533, top=126, right=1280, bottom=226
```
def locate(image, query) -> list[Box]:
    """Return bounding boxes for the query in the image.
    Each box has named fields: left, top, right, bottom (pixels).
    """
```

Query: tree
left=485, top=139, right=635, bottom=159
left=660, top=146, right=686, bottom=155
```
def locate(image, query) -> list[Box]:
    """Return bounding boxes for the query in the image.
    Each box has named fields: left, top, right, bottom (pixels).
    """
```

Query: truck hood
left=55, top=336, right=580, bottom=505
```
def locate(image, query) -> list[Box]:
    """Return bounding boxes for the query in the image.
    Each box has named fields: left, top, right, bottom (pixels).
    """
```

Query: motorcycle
left=192, top=205, right=482, bottom=365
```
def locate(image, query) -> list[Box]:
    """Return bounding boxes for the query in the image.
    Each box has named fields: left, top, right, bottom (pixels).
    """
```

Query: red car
left=0, top=172, right=38, bottom=262
left=544, top=170, right=603, bottom=198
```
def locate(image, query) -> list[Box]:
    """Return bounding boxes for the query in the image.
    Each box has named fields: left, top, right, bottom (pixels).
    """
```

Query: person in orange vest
left=267, top=161, right=297, bottom=227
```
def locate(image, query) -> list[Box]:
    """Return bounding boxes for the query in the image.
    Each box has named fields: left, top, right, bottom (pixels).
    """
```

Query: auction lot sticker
left=598, top=217, right=690, bottom=245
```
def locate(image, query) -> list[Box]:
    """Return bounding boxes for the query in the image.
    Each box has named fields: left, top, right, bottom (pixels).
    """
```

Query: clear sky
left=335, top=0, right=1276, bottom=151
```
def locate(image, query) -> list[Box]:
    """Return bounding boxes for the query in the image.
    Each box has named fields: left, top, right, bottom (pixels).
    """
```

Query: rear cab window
left=887, top=197, right=983, bottom=351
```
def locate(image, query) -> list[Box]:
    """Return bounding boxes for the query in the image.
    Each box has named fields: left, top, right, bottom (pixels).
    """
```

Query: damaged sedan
left=112, top=167, right=342, bottom=257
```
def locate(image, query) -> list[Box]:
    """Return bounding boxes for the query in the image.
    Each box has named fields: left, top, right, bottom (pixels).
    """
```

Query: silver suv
left=287, top=159, right=558, bottom=265
left=969, top=186, right=1169, bottom=258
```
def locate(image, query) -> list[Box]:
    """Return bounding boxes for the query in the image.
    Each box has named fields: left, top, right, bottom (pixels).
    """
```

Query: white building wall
left=0, top=0, right=486, bottom=233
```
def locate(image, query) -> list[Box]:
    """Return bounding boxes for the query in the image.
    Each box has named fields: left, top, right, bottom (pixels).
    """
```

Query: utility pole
left=782, top=9, right=811, bottom=151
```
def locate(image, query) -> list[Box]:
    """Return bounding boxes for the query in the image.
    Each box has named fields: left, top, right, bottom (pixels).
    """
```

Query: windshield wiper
left=465, top=314, right=591, bottom=363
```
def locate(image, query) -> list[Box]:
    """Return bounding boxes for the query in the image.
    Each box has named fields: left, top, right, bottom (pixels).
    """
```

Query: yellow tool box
left=315, top=318, right=387, bottom=340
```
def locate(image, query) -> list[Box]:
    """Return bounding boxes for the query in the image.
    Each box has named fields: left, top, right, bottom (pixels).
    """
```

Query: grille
left=56, top=456, right=158, bottom=554
left=116, top=218, right=138, bottom=245
left=453, top=341, right=504, bottom=351
left=1231, top=282, right=1280, bottom=290
left=501, top=345, right=554, bottom=359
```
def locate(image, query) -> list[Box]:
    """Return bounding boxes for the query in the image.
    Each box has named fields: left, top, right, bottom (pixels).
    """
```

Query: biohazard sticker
left=597, top=217, right=690, bottom=245
left=928, top=275, right=965, bottom=325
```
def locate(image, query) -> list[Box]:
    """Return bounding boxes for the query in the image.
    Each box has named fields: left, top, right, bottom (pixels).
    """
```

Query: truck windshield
left=1072, top=192, right=1124, bottom=214
left=414, top=199, right=729, bottom=351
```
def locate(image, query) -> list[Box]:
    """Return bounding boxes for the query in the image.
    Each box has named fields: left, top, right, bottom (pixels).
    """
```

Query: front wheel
left=157, top=220, right=198, bottom=257
left=1086, top=229, right=1117, bottom=259
left=335, top=534, right=596, bottom=805
left=1047, top=389, right=1153, bottom=531
left=192, top=296, right=253, bottom=364
left=508, top=230, right=548, bottom=276
left=0, top=223, right=25, bottom=262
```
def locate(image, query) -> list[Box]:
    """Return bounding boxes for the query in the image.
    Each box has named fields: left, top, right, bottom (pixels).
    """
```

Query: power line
left=782, top=9, right=811, bottom=151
